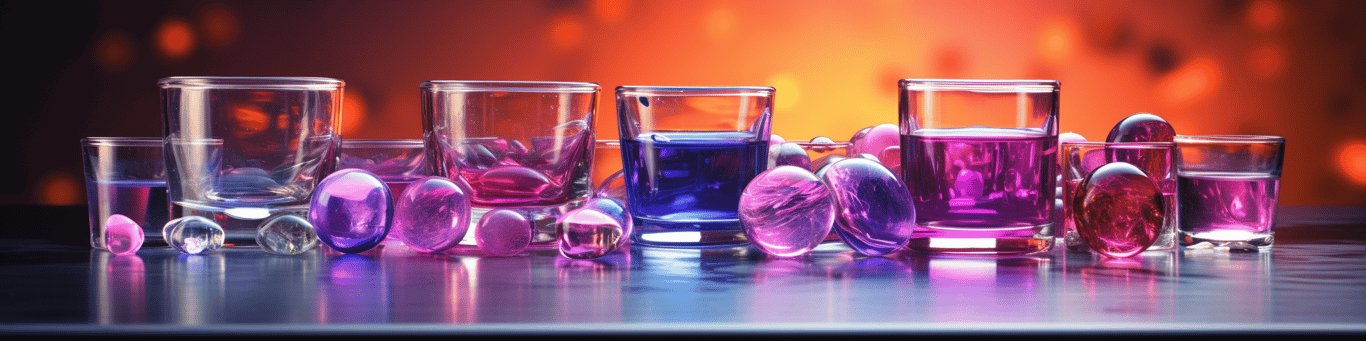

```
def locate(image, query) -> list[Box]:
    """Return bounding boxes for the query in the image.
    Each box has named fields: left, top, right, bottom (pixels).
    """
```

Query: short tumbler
left=160, top=77, right=344, bottom=244
left=899, top=79, right=1059, bottom=254
left=1175, top=135, right=1285, bottom=248
left=422, top=81, right=599, bottom=246
left=1061, top=141, right=1178, bottom=252
left=616, top=86, right=774, bottom=247
left=82, top=137, right=168, bottom=249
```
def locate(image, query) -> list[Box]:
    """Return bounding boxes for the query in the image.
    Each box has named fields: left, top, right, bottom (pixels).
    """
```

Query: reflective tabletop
left=2, top=206, right=1364, bottom=335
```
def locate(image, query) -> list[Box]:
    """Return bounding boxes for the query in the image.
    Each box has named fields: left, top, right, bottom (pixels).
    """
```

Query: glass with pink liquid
left=422, top=81, right=599, bottom=246
left=1175, top=135, right=1285, bottom=248
left=899, top=79, right=1059, bottom=254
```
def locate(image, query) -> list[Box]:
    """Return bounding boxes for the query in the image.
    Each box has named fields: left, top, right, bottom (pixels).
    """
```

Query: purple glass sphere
left=770, top=142, right=813, bottom=170
left=739, top=166, right=836, bottom=257
left=849, top=123, right=899, bottom=158
left=476, top=209, right=533, bottom=257
left=1107, top=113, right=1176, bottom=143
left=557, top=207, right=625, bottom=259
left=104, top=214, right=143, bottom=255
left=394, top=176, right=472, bottom=253
left=1075, top=162, right=1165, bottom=258
left=820, top=158, right=916, bottom=256
left=310, top=168, right=393, bottom=254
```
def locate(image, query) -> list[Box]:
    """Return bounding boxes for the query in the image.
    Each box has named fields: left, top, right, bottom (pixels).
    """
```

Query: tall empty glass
left=1175, top=135, right=1285, bottom=248
left=616, top=86, right=774, bottom=247
left=422, top=81, right=599, bottom=246
left=160, top=77, right=344, bottom=243
left=899, top=79, right=1059, bottom=254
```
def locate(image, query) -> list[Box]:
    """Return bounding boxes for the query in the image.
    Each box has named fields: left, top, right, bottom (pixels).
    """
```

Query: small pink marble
left=476, top=209, right=533, bottom=257
left=557, top=207, right=625, bottom=259
left=103, top=214, right=143, bottom=255
left=739, top=166, right=836, bottom=257
left=393, top=176, right=472, bottom=253
left=849, top=123, right=899, bottom=158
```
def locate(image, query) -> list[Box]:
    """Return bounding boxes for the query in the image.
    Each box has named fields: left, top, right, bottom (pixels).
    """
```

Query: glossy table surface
left=2, top=206, right=1364, bottom=335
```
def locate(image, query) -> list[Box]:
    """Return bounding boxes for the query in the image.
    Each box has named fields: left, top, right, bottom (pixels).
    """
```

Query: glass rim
left=158, top=77, right=344, bottom=90
left=163, top=137, right=225, bottom=145
left=341, top=139, right=425, bottom=148
left=1061, top=141, right=1176, bottom=149
left=898, top=79, right=1059, bottom=93
left=421, top=81, right=600, bottom=93
left=81, top=137, right=163, bottom=147
left=1175, top=135, right=1285, bottom=144
left=616, top=85, right=776, bottom=97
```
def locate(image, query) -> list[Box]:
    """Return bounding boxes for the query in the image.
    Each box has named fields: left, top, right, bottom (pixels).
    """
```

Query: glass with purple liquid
left=1175, top=135, right=1285, bottom=248
left=422, top=81, right=599, bottom=246
left=82, top=137, right=169, bottom=249
left=616, top=86, right=773, bottom=247
left=1060, top=141, right=1178, bottom=252
left=899, top=79, right=1059, bottom=254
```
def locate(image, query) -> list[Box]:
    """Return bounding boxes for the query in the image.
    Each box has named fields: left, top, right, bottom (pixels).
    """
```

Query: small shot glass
left=1060, top=141, right=1178, bottom=253
left=82, top=137, right=168, bottom=249
left=1175, top=135, right=1285, bottom=248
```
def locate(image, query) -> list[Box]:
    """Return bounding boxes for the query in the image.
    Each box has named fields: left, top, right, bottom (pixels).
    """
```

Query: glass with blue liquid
left=616, top=86, right=774, bottom=247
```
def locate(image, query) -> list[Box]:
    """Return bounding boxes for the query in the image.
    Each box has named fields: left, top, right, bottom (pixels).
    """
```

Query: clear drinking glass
left=899, top=79, right=1059, bottom=254
left=1175, top=135, right=1285, bottom=248
left=616, top=86, right=774, bottom=247
left=421, top=81, right=599, bottom=246
left=82, top=137, right=168, bottom=249
left=1060, top=141, right=1178, bottom=252
left=160, top=77, right=344, bottom=244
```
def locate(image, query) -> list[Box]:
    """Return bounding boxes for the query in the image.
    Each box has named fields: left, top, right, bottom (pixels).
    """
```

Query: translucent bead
left=476, top=209, right=533, bottom=257
left=1107, top=113, right=1175, bottom=143
left=807, top=136, right=838, bottom=152
left=310, top=168, right=393, bottom=254
left=557, top=207, right=624, bottom=259
left=1059, top=132, right=1087, bottom=144
left=256, top=214, right=319, bottom=255
left=1075, top=162, right=1165, bottom=258
left=393, top=177, right=472, bottom=253
left=739, top=166, right=836, bottom=257
left=581, top=198, right=632, bottom=249
left=769, top=142, right=812, bottom=170
left=820, top=158, right=916, bottom=256
left=103, top=214, right=143, bottom=256
left=163, top=216, right=225, bottom=255
left=849, top=123, right=899, bottom=158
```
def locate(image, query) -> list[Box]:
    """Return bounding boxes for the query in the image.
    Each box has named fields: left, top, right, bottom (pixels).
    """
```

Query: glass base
left=171, top=202, right=308, bottom=246
left=631, top=217, right=748, bottom=248
left=1180, top=231, right=1274, bottom=248
left=905, top=223, right=1054, bottom=255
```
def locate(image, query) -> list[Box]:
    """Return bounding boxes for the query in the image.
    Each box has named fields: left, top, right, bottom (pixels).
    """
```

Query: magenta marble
left=849, top=123, right=899, bottom=158
left=738, top=166, right=836, bottom=257
left=1107, top=113, right=1175, bottom=143
left=103, top=214, right=143, bottom=255
left=309, top=168, right=393, bottom=254
left=557, top=207, right=624, bottom=259
left=476, top=209, right=533, bottom=257
left=393, top=176, right=472, bottom=253
left=820, top=158, right=916, bottom=256
left=1074, top=162, right=1165, bottom=258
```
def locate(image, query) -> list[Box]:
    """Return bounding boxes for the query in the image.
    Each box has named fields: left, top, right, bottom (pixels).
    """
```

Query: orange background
left=5, top=0, right=1365, bottom=207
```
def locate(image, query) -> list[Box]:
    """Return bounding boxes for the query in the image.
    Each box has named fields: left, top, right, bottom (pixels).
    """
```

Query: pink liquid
left=455, top=134, right=592, bottom=206
left=1177, top=172, right=1279, bottom=246
left=901, top=127, right=1056, bottom=254
left=87, top=179, right=169, bottom=248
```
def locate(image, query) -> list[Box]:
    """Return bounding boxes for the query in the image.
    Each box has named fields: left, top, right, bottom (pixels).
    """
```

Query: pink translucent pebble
left=558, top=207, right=624, bottom=259
left=103, top=214, right=143, bottom=255
left=849, top=123, right=899, bottom=157
left=467, top=165, right=553, bottom=202
left=1107, top=113, right=1175, bottom=143
left=476, top=209, right=533, bottom=257
left=739, top=166, right=836, bottom=257
left=769, top=142, right=812, bottom=170
left=394, top=176, right=472, bottom=253
left=820, top=159, right=915, bottom=256
left=1075, top=162, right=1165, bottom=258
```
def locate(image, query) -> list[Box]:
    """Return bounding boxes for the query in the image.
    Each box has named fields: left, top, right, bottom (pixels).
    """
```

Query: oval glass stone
left=394, top=176, right=472, bottom=253
left=256, top=214, right=319, bottom=255
left=1075, top=162, right=1165, bottom=258
left=581, top=197, right=632, bottom=249
left=163, top=216, right=224, bottom=255
left=476, top=209, right=533, bottom=257
left=309, top=168, right=393, bottom=254
left=104, top=214, right=143, bottom=256
left=769, top=142, right=812, bottom=170
left=468, top=165, right=554, bottom=202
left=1107, top=113, right=1175, bottom=143
left=739, top=166, right=836, bottom=257
left=557, top=207, right=624, bottom=259
left=849, top=123, right=899, bottom=158
left=820, top=158, right=916, bottom=256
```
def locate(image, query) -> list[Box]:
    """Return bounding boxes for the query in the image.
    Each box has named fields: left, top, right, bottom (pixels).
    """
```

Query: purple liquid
left=621, top=132, right=767, bottom=246
left=87, top=180, right=169, bottom=248
left=901, top=127, right=1056, bottom=254
left=1177, top=172, right=1279, bottom=246
left=455, top=132, right=592, bottom=206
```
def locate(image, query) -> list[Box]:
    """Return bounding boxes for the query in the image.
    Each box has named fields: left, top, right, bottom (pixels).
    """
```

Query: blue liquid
left=621, top=132, right=767, bottom=245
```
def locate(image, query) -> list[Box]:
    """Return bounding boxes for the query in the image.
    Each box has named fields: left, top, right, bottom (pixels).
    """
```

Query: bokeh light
left=94, top=30, right=134, bottom=72
left=765, top=73, right=800, bottom=111
left=1250, top=43, right=1285, bottom=78
left=1246, top=0, right=1283, bottom=33
left=706, top=6, right=737, bottom=41
left=548, top=14, right=586, bottom=50
left=1037, top=17, right=1079, bottom=64
left=37, top=171, right=81, bottom=206
left=1157, top=57, right=1222, bottom=106
left=592, top=0, right=628, bottom=24
left=1338, top=140, right=1366, bottom=187
left=342, top=90, right=369, bottom=137
left=197, top=3, right=240, bottom=49
left=155, top=17, right=196, bottom=61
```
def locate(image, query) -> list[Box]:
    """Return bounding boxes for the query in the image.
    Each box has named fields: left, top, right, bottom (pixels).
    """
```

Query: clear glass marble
left=163, top=216, right=225, bottom=254
left=256, top=214, right=319, bottom=255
